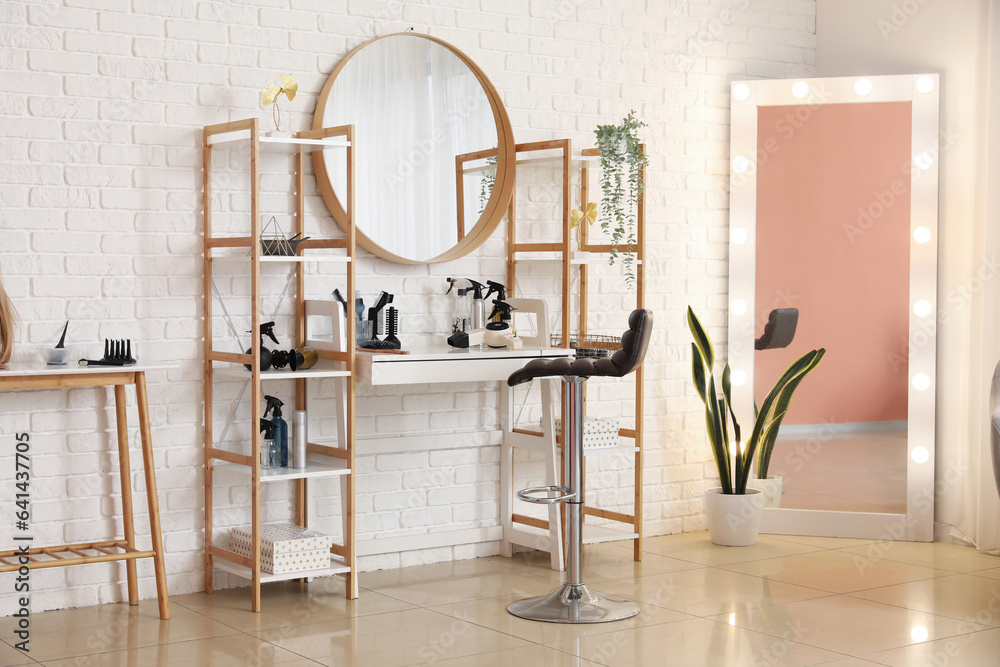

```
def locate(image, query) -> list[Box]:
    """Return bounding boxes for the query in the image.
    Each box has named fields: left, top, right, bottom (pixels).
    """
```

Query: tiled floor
left=4, top=532, right=1000, bottom=665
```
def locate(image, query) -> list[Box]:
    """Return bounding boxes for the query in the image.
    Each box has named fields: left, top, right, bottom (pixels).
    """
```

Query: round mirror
left=313, top=33, right=515, bottom=264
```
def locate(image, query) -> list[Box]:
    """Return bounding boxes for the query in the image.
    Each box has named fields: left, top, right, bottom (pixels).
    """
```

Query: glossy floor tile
left=254, top=607, right=531, bottom=666
left=869, top=626, right=1000, bottom=666
left=0, top=599, right=238, bottom=663
left=545, top=616, right=846, bottom=666
left=41, top=633, right=323, bottom=666
left=850, top=572, right=1000, bottom=626
left=715, top=594, right=987, bottom=656
left=172, top=579, right=415, bottom=633
left=0, top=640, right=36, bottom=665
left=9, top=531, right=999, bottom=666
left=596, top=566, right=831, bottom=617
left=720, top=547, right=948, bottom=593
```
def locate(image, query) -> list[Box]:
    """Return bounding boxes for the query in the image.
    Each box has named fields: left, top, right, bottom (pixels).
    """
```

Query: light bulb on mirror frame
left=731, top=227, right=749, bottom=245
left=731, top=369, right=747, bottom=386
left=854, top=78, right=873, bottom=96
left=792, top=81, right=810, bottom=98
left=730, top=299, right=748, bottom=316
left=911, top=446, right=930, bottom=464
left=732, top=156, right=750, bottom=174
left=913, top=300, right=932, bottom=317
left=912, top=373, right=931, bottom=391
left=914, top=152, right=934, bottom=170
left=913, top=226, right=932, bottom=244
left=916, top=75, right=935, bottom=93
left=732, top=83, right=751, bottom=101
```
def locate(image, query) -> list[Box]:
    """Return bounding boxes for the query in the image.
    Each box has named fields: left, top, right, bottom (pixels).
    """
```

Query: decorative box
left=229, top=523, right=334, bottom=574
left=230, top=544, right=330, bottom=574
left=552, top=417, right=620, bottom=449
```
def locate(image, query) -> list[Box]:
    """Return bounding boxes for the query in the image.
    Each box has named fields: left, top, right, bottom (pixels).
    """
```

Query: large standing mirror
left=313, top=33, right=515, bottom=264
left=728, top=75, right=939, bottom=540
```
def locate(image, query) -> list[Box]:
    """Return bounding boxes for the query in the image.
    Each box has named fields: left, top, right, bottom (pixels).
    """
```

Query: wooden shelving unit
left=202, top=118, right=357, bottom=611
left=506, top=139, right=647, bottom=561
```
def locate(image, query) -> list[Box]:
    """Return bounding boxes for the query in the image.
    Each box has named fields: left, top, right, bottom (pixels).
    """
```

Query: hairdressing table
left=0, top=363, right=171, bottom=619
left=305, top=298, right=571, bottom=573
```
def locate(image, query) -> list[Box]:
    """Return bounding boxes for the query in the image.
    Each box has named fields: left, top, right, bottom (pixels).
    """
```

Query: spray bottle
left=264, top=395, right=288, bottom=467
left=259, top=418, right=279, bottom=469
left=446, top=278, right=470, bottom=334
left=244, top=321, right=279, bottom=371
left=467, top=279, right=487, bottom=331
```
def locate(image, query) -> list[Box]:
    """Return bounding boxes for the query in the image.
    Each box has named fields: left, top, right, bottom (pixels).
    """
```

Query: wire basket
left=551, top=333, right=622, bottom=359
left=258, top=216, right=310, bottom=256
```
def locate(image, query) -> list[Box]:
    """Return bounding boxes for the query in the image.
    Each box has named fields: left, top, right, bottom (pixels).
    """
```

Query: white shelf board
left=516, top=153, right=601, bottom=167
left=213, top=459, right=350, bottom=481
left=513, top=251, right=642, bottom=266
left=583, top=523, right=639, bottom=545
left=211, top=254, right=351, bottom=264
left=208, top=133, right=350, bottom=154
left=462, top=152, right=601, bottom=175
left=213, top=360, right=350, bottom=380
left=213, top=556, right=351, bottom=583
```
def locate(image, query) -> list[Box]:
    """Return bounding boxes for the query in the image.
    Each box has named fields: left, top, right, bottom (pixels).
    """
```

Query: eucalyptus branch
left=594, top=110, right=647, bottom=289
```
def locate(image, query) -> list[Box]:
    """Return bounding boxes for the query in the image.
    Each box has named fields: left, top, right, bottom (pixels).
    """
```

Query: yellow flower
left=260, top=84, right=281, bottom=106
left=570, top=201, right=598, bottom=229
left=260, top=75, right=297, bottom=106
left=279, top=74, right=298, bottom=101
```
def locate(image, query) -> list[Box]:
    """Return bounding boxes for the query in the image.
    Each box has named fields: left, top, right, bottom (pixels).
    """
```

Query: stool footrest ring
left=516, top=485, right=575, bottom=504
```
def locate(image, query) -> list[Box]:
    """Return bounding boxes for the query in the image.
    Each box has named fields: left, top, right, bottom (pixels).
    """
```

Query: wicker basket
left=551, top=333, right=622, bottom=359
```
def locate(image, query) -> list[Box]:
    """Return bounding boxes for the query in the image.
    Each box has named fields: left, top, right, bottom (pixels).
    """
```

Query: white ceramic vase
left=704, top=487, right=764, bottom=546
left=752, top=475, right=783, bottom=508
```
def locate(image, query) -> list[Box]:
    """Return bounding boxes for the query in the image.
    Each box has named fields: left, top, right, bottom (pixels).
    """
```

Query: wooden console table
left=0, top=364, right=171, bottom=619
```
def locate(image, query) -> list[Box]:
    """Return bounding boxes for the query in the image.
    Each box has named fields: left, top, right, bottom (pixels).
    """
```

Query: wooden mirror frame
left=312, top=33, right=516, bottom=264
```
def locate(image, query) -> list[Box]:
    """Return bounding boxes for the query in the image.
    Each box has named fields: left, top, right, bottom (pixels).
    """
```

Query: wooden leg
left=113, top=384, right=138, bottom=606
left=135, top=373, right=170, bottom=620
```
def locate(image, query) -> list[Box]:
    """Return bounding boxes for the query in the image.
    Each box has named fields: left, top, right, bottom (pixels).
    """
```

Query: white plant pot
left=751, top=475, right=783, bottom=508
left=704, top=487, right=764, bottom=546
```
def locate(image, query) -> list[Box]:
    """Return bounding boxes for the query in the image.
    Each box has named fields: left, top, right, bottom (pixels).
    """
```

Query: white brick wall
left=0, top=0, right=814, bottom=614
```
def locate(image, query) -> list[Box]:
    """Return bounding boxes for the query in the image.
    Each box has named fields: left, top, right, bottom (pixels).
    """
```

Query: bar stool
left=507, top=309, right=653, bottom=623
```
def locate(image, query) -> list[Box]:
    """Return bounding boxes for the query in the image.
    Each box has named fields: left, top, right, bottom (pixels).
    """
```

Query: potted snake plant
left=688, top=307, right=824, bottom=545
left=594, top=110, right=647, bottom=289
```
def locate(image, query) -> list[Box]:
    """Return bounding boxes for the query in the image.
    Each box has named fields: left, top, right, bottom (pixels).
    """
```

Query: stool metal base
left=507, top=583, right=640, bottom=624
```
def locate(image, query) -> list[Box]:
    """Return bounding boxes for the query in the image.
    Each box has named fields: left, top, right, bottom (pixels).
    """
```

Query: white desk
left=304, top=301, right=571, bottom=569
left=355, top=340, right=570, bottom=385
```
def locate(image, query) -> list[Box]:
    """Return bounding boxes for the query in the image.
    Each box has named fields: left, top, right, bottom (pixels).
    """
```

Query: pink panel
left=754, top=102, right=912, bottom=425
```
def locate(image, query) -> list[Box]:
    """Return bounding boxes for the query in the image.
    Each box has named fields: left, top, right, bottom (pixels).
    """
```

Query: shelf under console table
left=0, top=363, right=172, bottom=620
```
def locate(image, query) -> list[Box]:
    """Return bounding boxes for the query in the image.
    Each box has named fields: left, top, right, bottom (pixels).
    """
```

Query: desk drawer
left=363, top=356, right=549, bottom=385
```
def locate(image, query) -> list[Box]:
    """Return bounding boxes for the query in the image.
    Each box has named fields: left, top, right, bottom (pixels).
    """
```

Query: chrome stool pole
left=508, top=375, right=640, bottom=623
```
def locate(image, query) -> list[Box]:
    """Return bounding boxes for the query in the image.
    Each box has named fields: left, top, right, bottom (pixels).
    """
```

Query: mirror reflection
left=316, top=34, right=503, bottom=262
left=755, top=101, right=912, bottom=513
